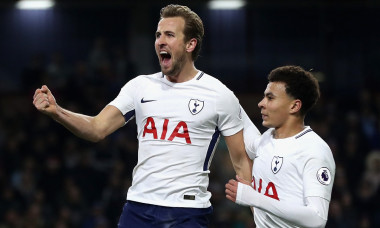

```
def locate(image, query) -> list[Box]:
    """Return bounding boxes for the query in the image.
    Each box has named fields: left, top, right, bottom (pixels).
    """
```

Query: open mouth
left=160, top=51, right=172, bottom=65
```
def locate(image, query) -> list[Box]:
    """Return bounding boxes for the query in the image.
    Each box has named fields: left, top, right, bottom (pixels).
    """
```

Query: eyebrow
left=156, top=30, right=174, bottom=34
left=264, top=92, right=274, bottom=97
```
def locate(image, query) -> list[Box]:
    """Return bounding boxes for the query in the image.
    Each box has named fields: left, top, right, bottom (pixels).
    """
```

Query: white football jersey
left=251, top=126, right=335, bottom=227
left=108, top=71, right=243, bottom=208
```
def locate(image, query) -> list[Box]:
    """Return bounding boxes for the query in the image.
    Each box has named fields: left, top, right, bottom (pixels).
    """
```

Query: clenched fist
left=32, top=85, right=59, bottom=118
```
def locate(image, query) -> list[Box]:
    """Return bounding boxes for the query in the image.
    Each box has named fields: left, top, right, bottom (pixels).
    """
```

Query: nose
left=258, top=99, right=264, bottom=109
left=156, top=36, right=166, bottom=47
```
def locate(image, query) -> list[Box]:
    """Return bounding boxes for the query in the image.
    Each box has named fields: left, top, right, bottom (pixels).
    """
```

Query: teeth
left=160, top=51, right=168, bottom=55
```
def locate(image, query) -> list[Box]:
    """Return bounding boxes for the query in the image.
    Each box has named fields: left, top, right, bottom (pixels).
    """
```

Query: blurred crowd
left=0, top=37, right=379, bottom=228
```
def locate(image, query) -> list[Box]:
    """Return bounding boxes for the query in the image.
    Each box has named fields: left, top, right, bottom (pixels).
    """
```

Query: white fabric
left=307, top=197, right=330, bottom=221
left=108, top=71, right=243, bottom=208
left=240, top=106, right=261, bottom=159
left=236, top=183, right=328, bottom=228
left=242, top=126, right=335, bottom=227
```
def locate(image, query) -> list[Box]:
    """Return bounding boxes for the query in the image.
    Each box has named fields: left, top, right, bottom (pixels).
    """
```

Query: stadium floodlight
left=208, top=0, right=246, bottom=10
left=16, top=0, right=55, bottom=10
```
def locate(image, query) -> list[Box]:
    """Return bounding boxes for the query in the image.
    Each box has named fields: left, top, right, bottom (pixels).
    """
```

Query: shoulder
left=297, top=128, right=334, bottom=162
left=135, top=72, right=162, bottom=82
left=121, top=72, right=162, bottom=87
left=201, top=74, right=240, bottom=110
left=197, top=72, right=233, bottom=93
left=298, top=129, right=329, bottom=150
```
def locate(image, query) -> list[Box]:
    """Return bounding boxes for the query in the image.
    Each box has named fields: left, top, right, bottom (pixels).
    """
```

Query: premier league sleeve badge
left=316, top=167, right=332, bottom=185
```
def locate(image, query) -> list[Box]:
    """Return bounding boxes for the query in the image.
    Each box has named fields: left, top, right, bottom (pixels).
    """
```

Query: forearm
left=236, top=183, right=327, bottom=228
left=225, top=130, right=253, bottom=182
left=52, top=106, right=103, bottom=142
left=224, top=130, right=253, bottom=182
left=233, top=154, right=253, bottom=182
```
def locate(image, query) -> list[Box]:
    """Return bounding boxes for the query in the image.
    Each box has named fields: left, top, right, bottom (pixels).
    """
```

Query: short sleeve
left=303, top=144, right=336, bottom=201
left=241, top=106, right=261, bottom=159
left=108, top=77, right=139, bottom=115
left=216, top=89, right=243, bottom=136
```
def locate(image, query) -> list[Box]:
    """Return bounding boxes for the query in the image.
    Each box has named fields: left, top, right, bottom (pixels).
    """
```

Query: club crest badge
left=271, top=156, right=283, bottom=174
left=317, top=167, right=332, bottom=185
left=188, top=99, right=204, bottom=115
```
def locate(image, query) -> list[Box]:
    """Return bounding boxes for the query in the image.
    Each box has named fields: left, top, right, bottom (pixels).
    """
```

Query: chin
left=163, top=67, right=180, bottom=77
left=262, top=122, right=271, bottom=128
left=160, top=67, right=170, bottom=75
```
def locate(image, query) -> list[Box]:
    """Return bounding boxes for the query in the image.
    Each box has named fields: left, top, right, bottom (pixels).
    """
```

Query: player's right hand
left=33, top=85, right=58, bottom=117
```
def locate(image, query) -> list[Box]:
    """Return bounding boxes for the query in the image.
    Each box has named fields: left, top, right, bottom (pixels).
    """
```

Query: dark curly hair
left=268, top=65, right=320, bottom=116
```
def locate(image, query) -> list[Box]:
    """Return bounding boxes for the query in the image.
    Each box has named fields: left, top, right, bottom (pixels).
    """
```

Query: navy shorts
left=118, top=200, right=213, bottom=228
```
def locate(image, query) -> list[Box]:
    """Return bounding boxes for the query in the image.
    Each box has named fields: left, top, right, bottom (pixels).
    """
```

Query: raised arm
left=33, top=85, right=125, bottom=142
left=224, top=130, right=253, bottom=182
left=240, top=106, right=261, bottom=159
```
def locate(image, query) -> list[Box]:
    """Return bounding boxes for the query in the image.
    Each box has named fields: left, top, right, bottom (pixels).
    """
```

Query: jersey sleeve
left=215, top=89, right=243, bottom=137
left=236, top=183, right=328, bottom=227
left=303, top=142, right=336, bottom=201
left=108, top=76, right=139, bottom=121
left=241, top=106, right=261, bottom=159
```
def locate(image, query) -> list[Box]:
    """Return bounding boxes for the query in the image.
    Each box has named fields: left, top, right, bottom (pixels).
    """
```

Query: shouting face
left=155, top=16, right=190, bottom=77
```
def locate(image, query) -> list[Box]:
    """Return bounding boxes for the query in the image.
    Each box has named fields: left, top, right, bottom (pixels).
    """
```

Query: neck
left=166, top=62, right=198, bottom=83
left=273, top=120, right=305, bottom=139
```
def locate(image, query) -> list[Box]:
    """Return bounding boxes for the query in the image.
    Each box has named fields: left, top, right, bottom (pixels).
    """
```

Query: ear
left=289, top=99, right=302, bottom=114
left=186, top=38, right=197, bottom=53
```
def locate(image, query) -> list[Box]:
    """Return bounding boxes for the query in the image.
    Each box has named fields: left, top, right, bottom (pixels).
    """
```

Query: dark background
left=0, top=0, right=379, bottom=227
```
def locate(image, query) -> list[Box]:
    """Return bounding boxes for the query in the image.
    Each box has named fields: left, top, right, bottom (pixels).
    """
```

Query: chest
left=253, top=141, right=305, bottom=186
left=252, top=142, right=306, bottom=201
left=134, top=81, right=219, bottom=137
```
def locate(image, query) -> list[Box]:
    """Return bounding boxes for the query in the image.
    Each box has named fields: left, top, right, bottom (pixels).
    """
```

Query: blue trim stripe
left=203, top=127, right=220, bottom=171
left=295, top=129, right=313, bottom=139
left=124, top=110, right=135, bottom=123
left=196, top=72, right=204, bottom=80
